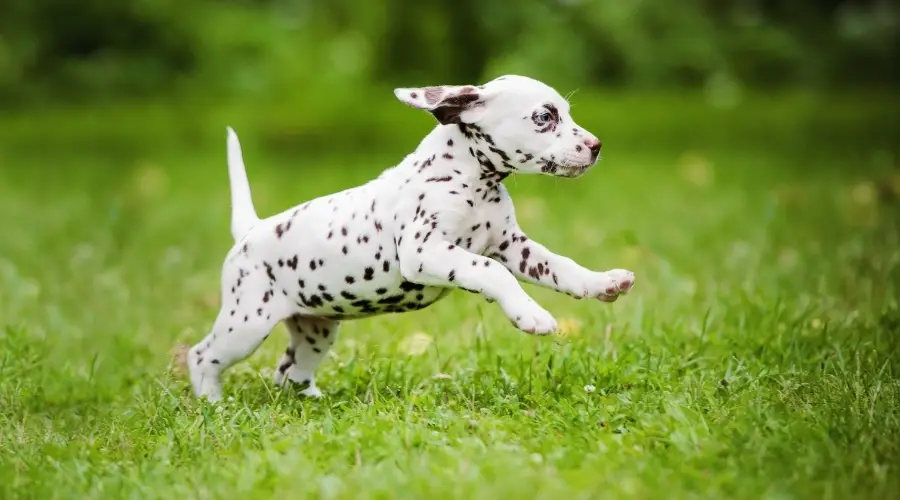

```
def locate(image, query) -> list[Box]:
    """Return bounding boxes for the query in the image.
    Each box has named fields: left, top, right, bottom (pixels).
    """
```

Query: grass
left=1, top=91, right=899, bottom=499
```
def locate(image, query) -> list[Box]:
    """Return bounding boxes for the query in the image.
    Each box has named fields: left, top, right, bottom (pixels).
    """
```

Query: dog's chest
left=400, top=173, right=503, bottom=257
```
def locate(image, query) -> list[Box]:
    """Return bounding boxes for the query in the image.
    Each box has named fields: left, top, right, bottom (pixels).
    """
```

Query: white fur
left=226, top=126, right=259, bottom=241
left=187, top=75, right=635, bottom=402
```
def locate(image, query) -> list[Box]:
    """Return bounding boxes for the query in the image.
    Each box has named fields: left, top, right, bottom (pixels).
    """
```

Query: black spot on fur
left=488, top=146, right=510, bottom=161
left=379, top=294, right=405, bottom=305
left=264, top=263, right=277, bottom=282
left=399, top=281, right=425, bottom=292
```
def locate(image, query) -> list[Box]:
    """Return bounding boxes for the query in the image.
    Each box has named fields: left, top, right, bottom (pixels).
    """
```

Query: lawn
left=0, top=91, right=899, bottom=499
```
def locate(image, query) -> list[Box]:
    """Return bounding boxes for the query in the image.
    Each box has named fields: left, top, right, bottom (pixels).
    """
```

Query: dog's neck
left=413, top=123, right=513, bottom=186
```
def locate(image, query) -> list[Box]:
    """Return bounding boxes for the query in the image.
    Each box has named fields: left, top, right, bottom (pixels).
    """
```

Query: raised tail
left=226, top=126, right=260, bottom=242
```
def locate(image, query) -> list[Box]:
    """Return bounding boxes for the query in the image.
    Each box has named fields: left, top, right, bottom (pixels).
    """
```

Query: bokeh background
left=1, top=0, right=898, bottom=153
left=2, top=0, right=899, bottom=101
left=2, top=2, right=900, bottom=497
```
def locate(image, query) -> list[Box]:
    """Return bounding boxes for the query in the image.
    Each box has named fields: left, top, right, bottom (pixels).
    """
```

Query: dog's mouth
left=542, top=161, right=594, bottom=179
left=556, top=164, right=593, bottom=178
left=536, top=154, right=598, bottom=178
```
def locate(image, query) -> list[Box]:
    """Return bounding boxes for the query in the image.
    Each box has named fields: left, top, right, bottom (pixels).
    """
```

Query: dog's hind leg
left=273, top=315, right=339, bottom=398
left=187, top=263, right=289, bottom=402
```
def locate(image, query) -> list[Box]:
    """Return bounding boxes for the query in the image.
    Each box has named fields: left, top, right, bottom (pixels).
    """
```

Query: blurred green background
left=0, top=0, right=898, bottom=155
left=2, top=0, right=899, bottom=101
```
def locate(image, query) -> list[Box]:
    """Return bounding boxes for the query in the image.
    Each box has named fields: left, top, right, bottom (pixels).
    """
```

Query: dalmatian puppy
left=186, top=75, right=635, bottom=401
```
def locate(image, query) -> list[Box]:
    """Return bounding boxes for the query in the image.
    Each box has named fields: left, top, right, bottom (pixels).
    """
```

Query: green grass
left=1, top=92, right=899, bottom=499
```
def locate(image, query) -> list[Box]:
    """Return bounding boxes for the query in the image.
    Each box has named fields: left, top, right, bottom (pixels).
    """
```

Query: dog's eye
left=535, top=111, right=553, bottom=124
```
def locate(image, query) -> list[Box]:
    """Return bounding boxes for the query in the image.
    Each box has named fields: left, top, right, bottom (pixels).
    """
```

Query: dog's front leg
left=488, top=222, right=635, bottom=302
left=397, top=231, right=557, bottom=334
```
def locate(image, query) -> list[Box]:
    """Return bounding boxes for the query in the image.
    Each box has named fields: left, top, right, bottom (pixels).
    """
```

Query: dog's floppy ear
left=393, top=85, right=486, bottom=125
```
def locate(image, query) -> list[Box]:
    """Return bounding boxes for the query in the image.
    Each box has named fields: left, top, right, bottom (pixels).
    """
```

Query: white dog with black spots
left=186, top=75, right=636, bottom=401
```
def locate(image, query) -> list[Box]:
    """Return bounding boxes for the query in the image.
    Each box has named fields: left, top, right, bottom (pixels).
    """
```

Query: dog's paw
left=300, top=386, right=324, bottom=398
left=503, top=298, right=558, bottom=335
left=276, top=368, right=325, bottom=398
left=187, top=348, right=224, bottom=402
left=193, top=378, right=223, bottom=403
left=594, top=269, right=635, bottom=302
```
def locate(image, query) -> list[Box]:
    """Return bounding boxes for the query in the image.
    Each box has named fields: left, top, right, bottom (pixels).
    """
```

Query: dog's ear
left=393, top=85, right=486, bottom=125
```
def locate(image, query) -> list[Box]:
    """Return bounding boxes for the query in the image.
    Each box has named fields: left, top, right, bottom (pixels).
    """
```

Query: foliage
left=0, top=0, right=897, bottom=106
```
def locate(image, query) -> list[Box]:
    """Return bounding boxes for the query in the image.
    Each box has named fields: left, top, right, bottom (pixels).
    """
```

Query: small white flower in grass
left=529, top=453, right=543, bottom=464
left=584, top=384, right=596, bottom=393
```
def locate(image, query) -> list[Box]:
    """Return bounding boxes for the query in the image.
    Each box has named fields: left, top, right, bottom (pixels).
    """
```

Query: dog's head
left=394, top=75, right=601, bottom=178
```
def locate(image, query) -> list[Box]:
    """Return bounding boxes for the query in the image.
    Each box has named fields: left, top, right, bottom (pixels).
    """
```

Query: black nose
left=584, top=138, right=602, bottom=159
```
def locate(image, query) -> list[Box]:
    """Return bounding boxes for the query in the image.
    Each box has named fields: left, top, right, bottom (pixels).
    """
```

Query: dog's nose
left=584, top=138, right=602, bottom=159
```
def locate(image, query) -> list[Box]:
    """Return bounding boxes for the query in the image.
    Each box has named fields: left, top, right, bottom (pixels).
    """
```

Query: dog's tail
left=226, top=126, right=259, bottom=242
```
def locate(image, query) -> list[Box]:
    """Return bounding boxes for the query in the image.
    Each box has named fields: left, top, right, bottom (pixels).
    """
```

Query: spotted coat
left=186, top=75, right=635, bottom=402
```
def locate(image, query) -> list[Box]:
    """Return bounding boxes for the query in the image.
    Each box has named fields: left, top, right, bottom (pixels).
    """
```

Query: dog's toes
left=300, top=386, right=324, bottom=398
left=611, top=270, right=635, bottom=292
left=510, top=307, right=557, bottom=335
left=596, top=269, right=635, bottom=300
